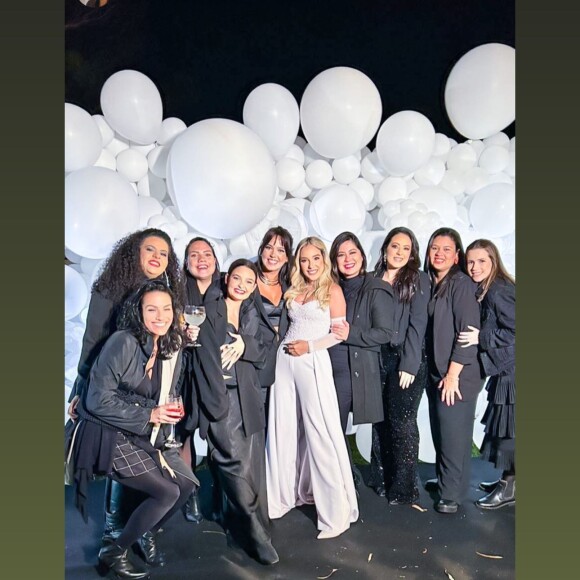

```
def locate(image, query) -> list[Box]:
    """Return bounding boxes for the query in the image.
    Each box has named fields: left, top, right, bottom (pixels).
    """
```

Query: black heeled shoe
left=135, top=531, right=166, bottom=567
left=254, top=539, right=280, bottom=565
left=98, top=542, right=150, bottom=579
left=476, top=478, right=515, bottom=509
left=184, top=488, right=204, bottom=523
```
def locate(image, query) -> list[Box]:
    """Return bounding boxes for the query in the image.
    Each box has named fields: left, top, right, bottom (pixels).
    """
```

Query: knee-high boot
left=183, top=485, right=204, bottom=523
left=103, top=479, right=126, bottom=542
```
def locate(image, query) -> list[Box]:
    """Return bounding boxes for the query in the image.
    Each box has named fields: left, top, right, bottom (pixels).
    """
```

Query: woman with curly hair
left=68, top=227, right=183, bottom=565
left=367, top=227, right=430, bottom=505
left=266, top=237, right=359, bottom=540
left=460, top=239, right=516, bottom=509
left=72, top=280, right=197, bottom=579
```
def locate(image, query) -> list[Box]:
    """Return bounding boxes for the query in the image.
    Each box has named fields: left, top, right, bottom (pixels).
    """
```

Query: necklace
left=261, top=275, right=280, bottom=286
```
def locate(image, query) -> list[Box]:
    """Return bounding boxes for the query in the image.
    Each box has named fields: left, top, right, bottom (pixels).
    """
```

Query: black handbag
left=64, top=419, right=81, bottom=486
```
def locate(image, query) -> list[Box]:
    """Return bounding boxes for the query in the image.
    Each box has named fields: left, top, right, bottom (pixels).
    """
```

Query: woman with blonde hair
left=266, top=237, right=359, bottom=540
left=460, top=239, right=516, bottom=509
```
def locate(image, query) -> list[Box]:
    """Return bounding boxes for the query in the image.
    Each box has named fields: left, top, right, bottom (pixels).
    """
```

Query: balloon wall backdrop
left=64, top=45, right=515, bottom=463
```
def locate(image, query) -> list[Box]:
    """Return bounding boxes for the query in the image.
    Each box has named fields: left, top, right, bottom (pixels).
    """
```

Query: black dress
left=368, top=271, right=430, bottom=503
left=477, top=278, right=515, bottom=472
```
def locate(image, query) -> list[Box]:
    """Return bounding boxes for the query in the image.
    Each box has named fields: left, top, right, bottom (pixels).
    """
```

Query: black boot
left=253, top=539, right=280, bottom=566
left=476, top=477, right=515, bottom=509
left=183, top=487, right=204, bottom=523
left=98, top=542, right=150, bottom=579
left=479, top=479, right=500, bottom=492
left=102, top=480, right=125, bottom=543
left=135, top=531, right=166, bottom=567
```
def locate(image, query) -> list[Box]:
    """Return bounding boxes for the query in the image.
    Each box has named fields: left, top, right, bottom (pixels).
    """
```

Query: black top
left=261, top=295, right=285, bottom=330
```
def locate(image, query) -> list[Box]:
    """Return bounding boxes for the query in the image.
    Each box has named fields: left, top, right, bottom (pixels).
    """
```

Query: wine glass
left=164, top=394, right=184, bottom=449
left=184, top=305, right=206, bottom=347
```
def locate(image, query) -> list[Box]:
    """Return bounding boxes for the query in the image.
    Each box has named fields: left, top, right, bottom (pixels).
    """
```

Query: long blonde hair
left=465, top=239, right=515, bottom=301
left=285, top=237, right=334, bottom=308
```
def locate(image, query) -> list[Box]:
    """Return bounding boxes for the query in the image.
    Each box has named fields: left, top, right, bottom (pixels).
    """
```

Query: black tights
left=110, top=470, right=194, bottom=549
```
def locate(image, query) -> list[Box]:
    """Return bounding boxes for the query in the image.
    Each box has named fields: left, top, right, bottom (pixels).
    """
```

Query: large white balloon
left=444, top=43, right=515, bottom=139
left=168, top=119, right=277, bottom=239
left=469, top=182, right=515, bottom=238
left=309, top=184, right=366, bottom=240
left=243, top=83, right=300, bottom=160
left=65, top=265, right=89, bottom=321
left=376, top=111, right=436, bottom=176
left=65, top=167, right=139, bottom=259
left=300, top=67, right=382, bottom=159
left=100, top=70, right=163, bottom=145
left=65, top=104, right=102, bottom=172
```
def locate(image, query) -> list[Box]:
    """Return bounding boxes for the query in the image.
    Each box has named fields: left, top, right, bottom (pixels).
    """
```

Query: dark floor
left=65, top=460, right=514, bottom=580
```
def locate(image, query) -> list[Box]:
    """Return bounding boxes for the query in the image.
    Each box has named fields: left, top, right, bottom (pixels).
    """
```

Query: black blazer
left=478, top=278, right=515, bottom=377
left=341, top=274, right=394, bottom=424
left=251, top=284, right=289, bottom=388
left=390, top=270, right=431, bottom=375
left=426, top=271, right=483, bottom=400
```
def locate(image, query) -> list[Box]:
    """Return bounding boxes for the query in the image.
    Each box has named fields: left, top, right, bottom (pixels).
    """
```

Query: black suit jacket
left=426, top=271, right=483, bottom=400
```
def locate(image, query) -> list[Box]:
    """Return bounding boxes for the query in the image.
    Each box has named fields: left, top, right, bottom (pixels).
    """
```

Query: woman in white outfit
left=266, top=236, right=359, bottom=540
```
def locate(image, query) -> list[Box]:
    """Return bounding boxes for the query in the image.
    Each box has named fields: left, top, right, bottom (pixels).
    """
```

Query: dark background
left=65, top=0, right=515, bottom=145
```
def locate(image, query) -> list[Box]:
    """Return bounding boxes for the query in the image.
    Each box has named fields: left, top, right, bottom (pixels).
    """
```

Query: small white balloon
left=409, top=187, right=458, bottom=224
left=157, top=117, right=187, bottom=146
left=483, top=132, right=510, bottom=148
left=478, top=145, right=510, bottom=174
left=440, top=169, right=466, bottom=196
left=138, top=196, right=164, bottom=228
left=65, top=104, right=102, bottom=172
left=432, top=133, right=451, bottom=157
left=276, top=157, right=306, bottom=192
left=331, top=155, right=361, bottom=185
left=464, top=167, right=491, bottom=195
left=305, top=159, right=333, bottom=190
left=360, top=151, right=387, bottom=185
left=92, top=114, right=115, bottom=147
left=284, top=144, right=306, bottom=165
left=289, top=180, right=312, bottom=200
left=446, top=143, right=477, bottom=172
left=413, top=158, right=446, bottom=187
left=376, top=177, right=407, bottom=206
left=147, top=145, right=169, bottom=179
left=116, top=148, right=149, bottom=182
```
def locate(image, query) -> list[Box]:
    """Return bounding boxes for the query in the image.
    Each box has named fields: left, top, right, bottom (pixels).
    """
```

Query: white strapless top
left=283, top=300, right=331, bottom=343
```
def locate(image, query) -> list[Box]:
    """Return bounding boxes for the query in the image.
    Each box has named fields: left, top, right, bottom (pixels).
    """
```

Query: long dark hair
left=465, top=239, right=515, bottom=301
left=373, top=227, right=420, bottom=304
left=183, top=236, right=221, bottom=281
left=329, top=231, right=367, bottom=282
left=93, top=228, right=183, bottom=304
left=423, top=227, right=466, bottom=298
left=256, top=226, right=294, bottom=287
left=117, top=280, right=185, bottom=359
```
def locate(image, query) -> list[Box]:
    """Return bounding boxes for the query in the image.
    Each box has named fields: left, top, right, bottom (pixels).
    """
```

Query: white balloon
left=360, top=151, right=387, bottom=184
left=289, top=180, right=312, bottom=200
left=469, top=183, right=515, bottom=238
left=487, top=172, right=513, bottom=185
left=355, top=423, right=372, bottom=463
left=478, top=145, right=510, bottom=174
left=446, top=143, right=477, bottom=172
left=406, top=179, right=420, bottom=196
left=417, top=393, right=436, bottom=463
left=309, top=184, right=366, bottom=241
left=331, top=155, right=361, bottom=185
left=506, top=151, right=516, bottom=177
left=276, top=157, right=305, bottom=192
left=409, top=187, right=458, bottom=224
left=106, top=136, right=130, bottom=157
left=509, top=137, right=516, bottom=152
left=157, top=117, right=187, bottom=145
left=168, top=119, right=276, bottom=239
left=376, top=177, right=407, bottom=206
left=305, top=159, right=333, bottom=190
left=92, top=114, right=114, bottom=147
left=444, top=43, right=515, bottom=139
left=276, top=201, right=309, bottom=245
left=116, top=148, right=149, bottom=182
left=65, top=167, right=139, bottom=259
left=376, top=111, right=436, bottom=177
left=300, top=66, right=382, bottom=159
left=483, top=132, right=510, bottom=148
left=413, top=158, right=446, bottom=187
left=100, top=70, right=163, bottom=144
left=243, top=83, right=300, bottom=160
left=440, top=169, right=467, bottom=196
left=284, top=144, right=305, bottom=165
left=432, top=133, right=451, bottom=157
left=65, top=265, right=89, bottom=321
left=463, top=167, right=491, bottom=195
left=65, top=104, right=102, bottom=172
left=147, top=145, right=169, bottom=179
left=468, top=139, right=486, bottom=161
left=130, top=142, right=156, bottom=156
left=138, top=196, right=164, bottom=228
left=302, top=143, right=327, bottom=165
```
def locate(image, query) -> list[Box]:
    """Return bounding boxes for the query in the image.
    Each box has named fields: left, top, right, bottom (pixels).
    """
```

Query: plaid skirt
left=112, top=432, right=158, bottom=478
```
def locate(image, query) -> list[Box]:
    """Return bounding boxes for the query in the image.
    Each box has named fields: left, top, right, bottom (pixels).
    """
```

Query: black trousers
left=369, top=346, right=427, bottom=503
left=207, top=387, right=271, bottom=556
left=426, top=379, right=482, bottom=504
